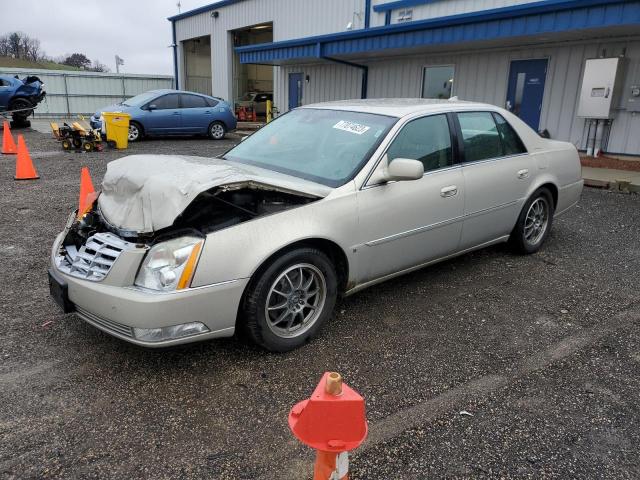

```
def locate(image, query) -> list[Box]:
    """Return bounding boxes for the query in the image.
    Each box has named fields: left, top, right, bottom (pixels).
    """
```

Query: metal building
left=170, top=0, right=640, bottom=155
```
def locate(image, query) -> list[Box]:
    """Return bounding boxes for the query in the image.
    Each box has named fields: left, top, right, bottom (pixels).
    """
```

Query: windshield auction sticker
left=333, top=120, right=371, bottom=135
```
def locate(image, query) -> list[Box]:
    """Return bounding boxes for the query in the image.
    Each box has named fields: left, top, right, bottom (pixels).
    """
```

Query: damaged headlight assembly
left=135, top=236, right=204, bottom=292
left=132, top=236, right=209, bottom=342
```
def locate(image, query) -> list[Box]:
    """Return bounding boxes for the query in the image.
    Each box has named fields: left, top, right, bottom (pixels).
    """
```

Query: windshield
left=224, top=108, right=397, bottom=187
left=122, top=91, right=164, bottom=107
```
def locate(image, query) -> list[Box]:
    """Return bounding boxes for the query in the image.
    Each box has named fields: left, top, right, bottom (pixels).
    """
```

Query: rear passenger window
left=458, top=112, right=503, bottom=162
left=386, top=114, right=453, bottom=172
left=205, top=97, right=219, bottom=107
left=493, top=113, right=527, bottom=155
left=181, top=94, right=208, bottom=108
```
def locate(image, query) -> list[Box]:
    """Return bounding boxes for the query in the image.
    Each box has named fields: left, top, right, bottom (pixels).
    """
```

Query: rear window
left=493, top=113, right=527, bottom=155
left=181, top=94, right=208, bottom=108
left=458, top=111, right=503, bottom=162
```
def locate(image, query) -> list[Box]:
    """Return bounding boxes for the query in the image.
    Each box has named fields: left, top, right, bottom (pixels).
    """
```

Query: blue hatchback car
left=90, top=89, right=237, bottom=142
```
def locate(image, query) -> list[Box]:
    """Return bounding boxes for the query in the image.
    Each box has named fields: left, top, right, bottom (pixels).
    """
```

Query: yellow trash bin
left=102, top=112, right=131, bottom=149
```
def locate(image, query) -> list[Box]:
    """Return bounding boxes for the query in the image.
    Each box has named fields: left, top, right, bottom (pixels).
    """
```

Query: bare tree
left=90, top=60, right=110, bottom=72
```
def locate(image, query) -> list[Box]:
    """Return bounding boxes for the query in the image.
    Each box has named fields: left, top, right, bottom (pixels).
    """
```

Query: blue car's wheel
left=128, top=122, right=142, bottom=142
left=208, top=121, right=226, bottom=140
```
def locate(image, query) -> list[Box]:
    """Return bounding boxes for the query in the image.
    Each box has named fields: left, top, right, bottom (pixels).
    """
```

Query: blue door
left=288, top=73, right=303, bottom=110
left=506, top=59, right=548, bottom=131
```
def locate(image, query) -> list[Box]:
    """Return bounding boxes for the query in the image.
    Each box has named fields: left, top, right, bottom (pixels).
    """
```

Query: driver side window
left=386, top=114, right=453, bottom=172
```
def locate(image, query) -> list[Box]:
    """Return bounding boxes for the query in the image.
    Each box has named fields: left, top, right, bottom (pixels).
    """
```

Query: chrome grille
left=76, top=307, right=134, bottom=338
left=57, top=232, right=128, bottom=281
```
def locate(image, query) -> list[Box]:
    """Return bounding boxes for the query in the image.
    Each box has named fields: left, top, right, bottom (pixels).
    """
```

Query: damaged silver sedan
left=49, top=99, right=583, bottom=351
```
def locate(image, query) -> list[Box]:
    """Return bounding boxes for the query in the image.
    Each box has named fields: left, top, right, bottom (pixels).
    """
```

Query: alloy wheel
left=128, top=124, right=139, bottom=141
left=264, top=263, right=327, bottom=338
left=210, top=123, right=225, bottom=139
left=524, top=197, right=549, bottom=245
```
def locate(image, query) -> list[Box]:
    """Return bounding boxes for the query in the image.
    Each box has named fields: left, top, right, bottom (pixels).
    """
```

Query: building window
left=397, top=9, right=413, bottom=22
left=421, top=65, right=455, bottom=99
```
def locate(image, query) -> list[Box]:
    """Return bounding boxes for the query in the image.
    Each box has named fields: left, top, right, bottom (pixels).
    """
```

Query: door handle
left=172, top=111, right=180, bottom=115
left=517, top=169, right=529, bottom=179
left=440, top=185, right=458, bottom=197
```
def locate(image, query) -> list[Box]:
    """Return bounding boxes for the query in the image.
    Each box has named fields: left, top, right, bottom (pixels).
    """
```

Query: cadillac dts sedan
left=49, top=99, right=583, bottom=351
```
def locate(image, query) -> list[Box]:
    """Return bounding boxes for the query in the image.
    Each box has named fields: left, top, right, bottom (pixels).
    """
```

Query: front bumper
left=50, top=232, right=248, bottom=347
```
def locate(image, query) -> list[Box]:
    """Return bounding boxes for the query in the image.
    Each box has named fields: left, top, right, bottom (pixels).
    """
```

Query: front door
left=288, top=73, right=303, bottom=110
left=506, top=59, right=548, bottom=131
left=357, top=114, right=464, bottom=283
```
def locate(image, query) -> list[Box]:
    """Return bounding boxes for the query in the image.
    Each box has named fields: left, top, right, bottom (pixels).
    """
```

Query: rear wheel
left=61, top=139, right=72, bottom=150
left=208, top=121, right=226, bottom=140
left=128, top=122, right=142, bottom=142
left=240, top=248, right=338, bottom=352
left=510, top=187, right=555, bottom=254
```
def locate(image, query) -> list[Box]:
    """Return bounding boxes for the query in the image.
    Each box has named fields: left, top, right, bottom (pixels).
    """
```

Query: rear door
left=143, top=93, right=181, bottom=134
left=357, top=113, right=465, bottom=282
left=455, top=111, right=533, bottom=249
left=180, top=93, right=214, bottom=133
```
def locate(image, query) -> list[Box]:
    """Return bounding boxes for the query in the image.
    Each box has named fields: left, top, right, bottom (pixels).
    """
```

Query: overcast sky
left=2, top=0, right=212, bottom=75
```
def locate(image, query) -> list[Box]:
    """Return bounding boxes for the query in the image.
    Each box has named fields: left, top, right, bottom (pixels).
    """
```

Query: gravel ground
left=1, top=129, right=639, bottom=479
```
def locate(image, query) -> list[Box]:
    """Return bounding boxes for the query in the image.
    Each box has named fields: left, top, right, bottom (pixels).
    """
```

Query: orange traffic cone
left=2, top=121, right=17, bottom=154
left=14, top=135, right=39, bottom=180
left=78, top=166, right=98, bottom=218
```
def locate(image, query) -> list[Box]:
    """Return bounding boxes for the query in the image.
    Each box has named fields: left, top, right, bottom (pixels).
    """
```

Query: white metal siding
left=0, top=67, right=173, bottom=116
left=174, top=0, right=365, bottom=101
left=276, top=63, right=362, bottom=111
left=370, top=0, right=540, bottom=27
left=280, top=39, right=640, bottom=155
left=369, top=40, right=640, bottom=154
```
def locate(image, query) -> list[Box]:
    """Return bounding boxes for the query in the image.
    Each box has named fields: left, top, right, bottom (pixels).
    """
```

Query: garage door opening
left=183, top=35, right=212, bottom=96
left=232, top=23, right=274, bottom=121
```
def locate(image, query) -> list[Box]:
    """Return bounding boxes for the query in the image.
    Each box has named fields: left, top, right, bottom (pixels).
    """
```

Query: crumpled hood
left=98, top=155, right=331, bottom=234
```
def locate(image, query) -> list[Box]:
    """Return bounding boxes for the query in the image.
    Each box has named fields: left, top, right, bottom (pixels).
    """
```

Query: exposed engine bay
left=61, top=185, right=316, bottom=253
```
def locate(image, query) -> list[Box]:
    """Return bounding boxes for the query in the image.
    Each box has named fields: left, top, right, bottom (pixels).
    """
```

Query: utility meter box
left=577, top=57, right=624, bottom=119
left=628, top=85, right=640, bottom=112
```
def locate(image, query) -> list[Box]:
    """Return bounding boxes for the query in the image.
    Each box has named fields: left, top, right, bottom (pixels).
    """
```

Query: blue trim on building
left=171, top=21, right=179, bottom=89
left=385, top=10, right=392, bottom=25
left=168, top=0, right=244, bottom=21
left=365, top=0, right=371, bottom=28
left=236, top=0, right=640, bottom=64
left=373, top=0, right=441, bottom=13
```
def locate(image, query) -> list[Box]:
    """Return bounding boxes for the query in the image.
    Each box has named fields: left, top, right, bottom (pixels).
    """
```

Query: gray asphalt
left=1, top=129, right=639, bottom=479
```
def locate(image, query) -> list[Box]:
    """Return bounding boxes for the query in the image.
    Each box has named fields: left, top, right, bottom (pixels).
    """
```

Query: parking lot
left=1, top=129, right=639, bottom=479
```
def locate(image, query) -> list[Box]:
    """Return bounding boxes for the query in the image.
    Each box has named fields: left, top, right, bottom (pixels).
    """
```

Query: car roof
left=302, top=98, right=498, bottom=118
left=148, top=88, right=219, bottom=99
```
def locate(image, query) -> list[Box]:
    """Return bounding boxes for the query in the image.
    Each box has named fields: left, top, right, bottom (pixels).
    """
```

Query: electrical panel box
left=577, top=58, right=624, bottom=119
left=627, top=85, right=640, bottom=113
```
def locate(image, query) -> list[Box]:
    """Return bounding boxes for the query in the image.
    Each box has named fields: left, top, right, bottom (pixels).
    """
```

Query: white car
left=49, top=99, right=583, bottom=351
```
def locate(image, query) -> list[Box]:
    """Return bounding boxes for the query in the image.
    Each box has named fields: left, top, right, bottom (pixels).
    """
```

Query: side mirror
left=386, top=158, right=424, bottom=181
left=147, top=104, right=157, bottom=111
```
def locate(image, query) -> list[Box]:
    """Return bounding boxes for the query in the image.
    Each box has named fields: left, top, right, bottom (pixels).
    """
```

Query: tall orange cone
left=2, top=121, right=17, bottom=154
left=14, top=135, right=39, bottom=180
left=78, top=167, right=98, bottom=218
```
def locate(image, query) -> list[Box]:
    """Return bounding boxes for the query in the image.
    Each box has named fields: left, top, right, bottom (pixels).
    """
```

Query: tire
left=208, top=121, right=226, bottom=140
left=9, top=98, right=33, bottom=121
left=128, top=122, right=142, bottom=142
left=83, top=142, right=94, bottom=152
left=61, top=139, right=72, bottom=150
left=510, top=187, right=555, bottom=254
left=240, top=248, right=338, bottom=352
left=72, top=138, right=82, bottom=149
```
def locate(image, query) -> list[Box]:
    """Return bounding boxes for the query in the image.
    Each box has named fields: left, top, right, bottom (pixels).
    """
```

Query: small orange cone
left=14, top=135, right=39, bottom=180
left=2, top=121, right=17, bottom=154
left=78, top=167, right=98, bottom=218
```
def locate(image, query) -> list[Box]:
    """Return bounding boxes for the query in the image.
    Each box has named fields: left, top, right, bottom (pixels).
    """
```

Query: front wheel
left=208, top=121, right=226, bottom=140
left=240, top=248, right=338, bottom=352
left=510, top=187, right=555, bottom=254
